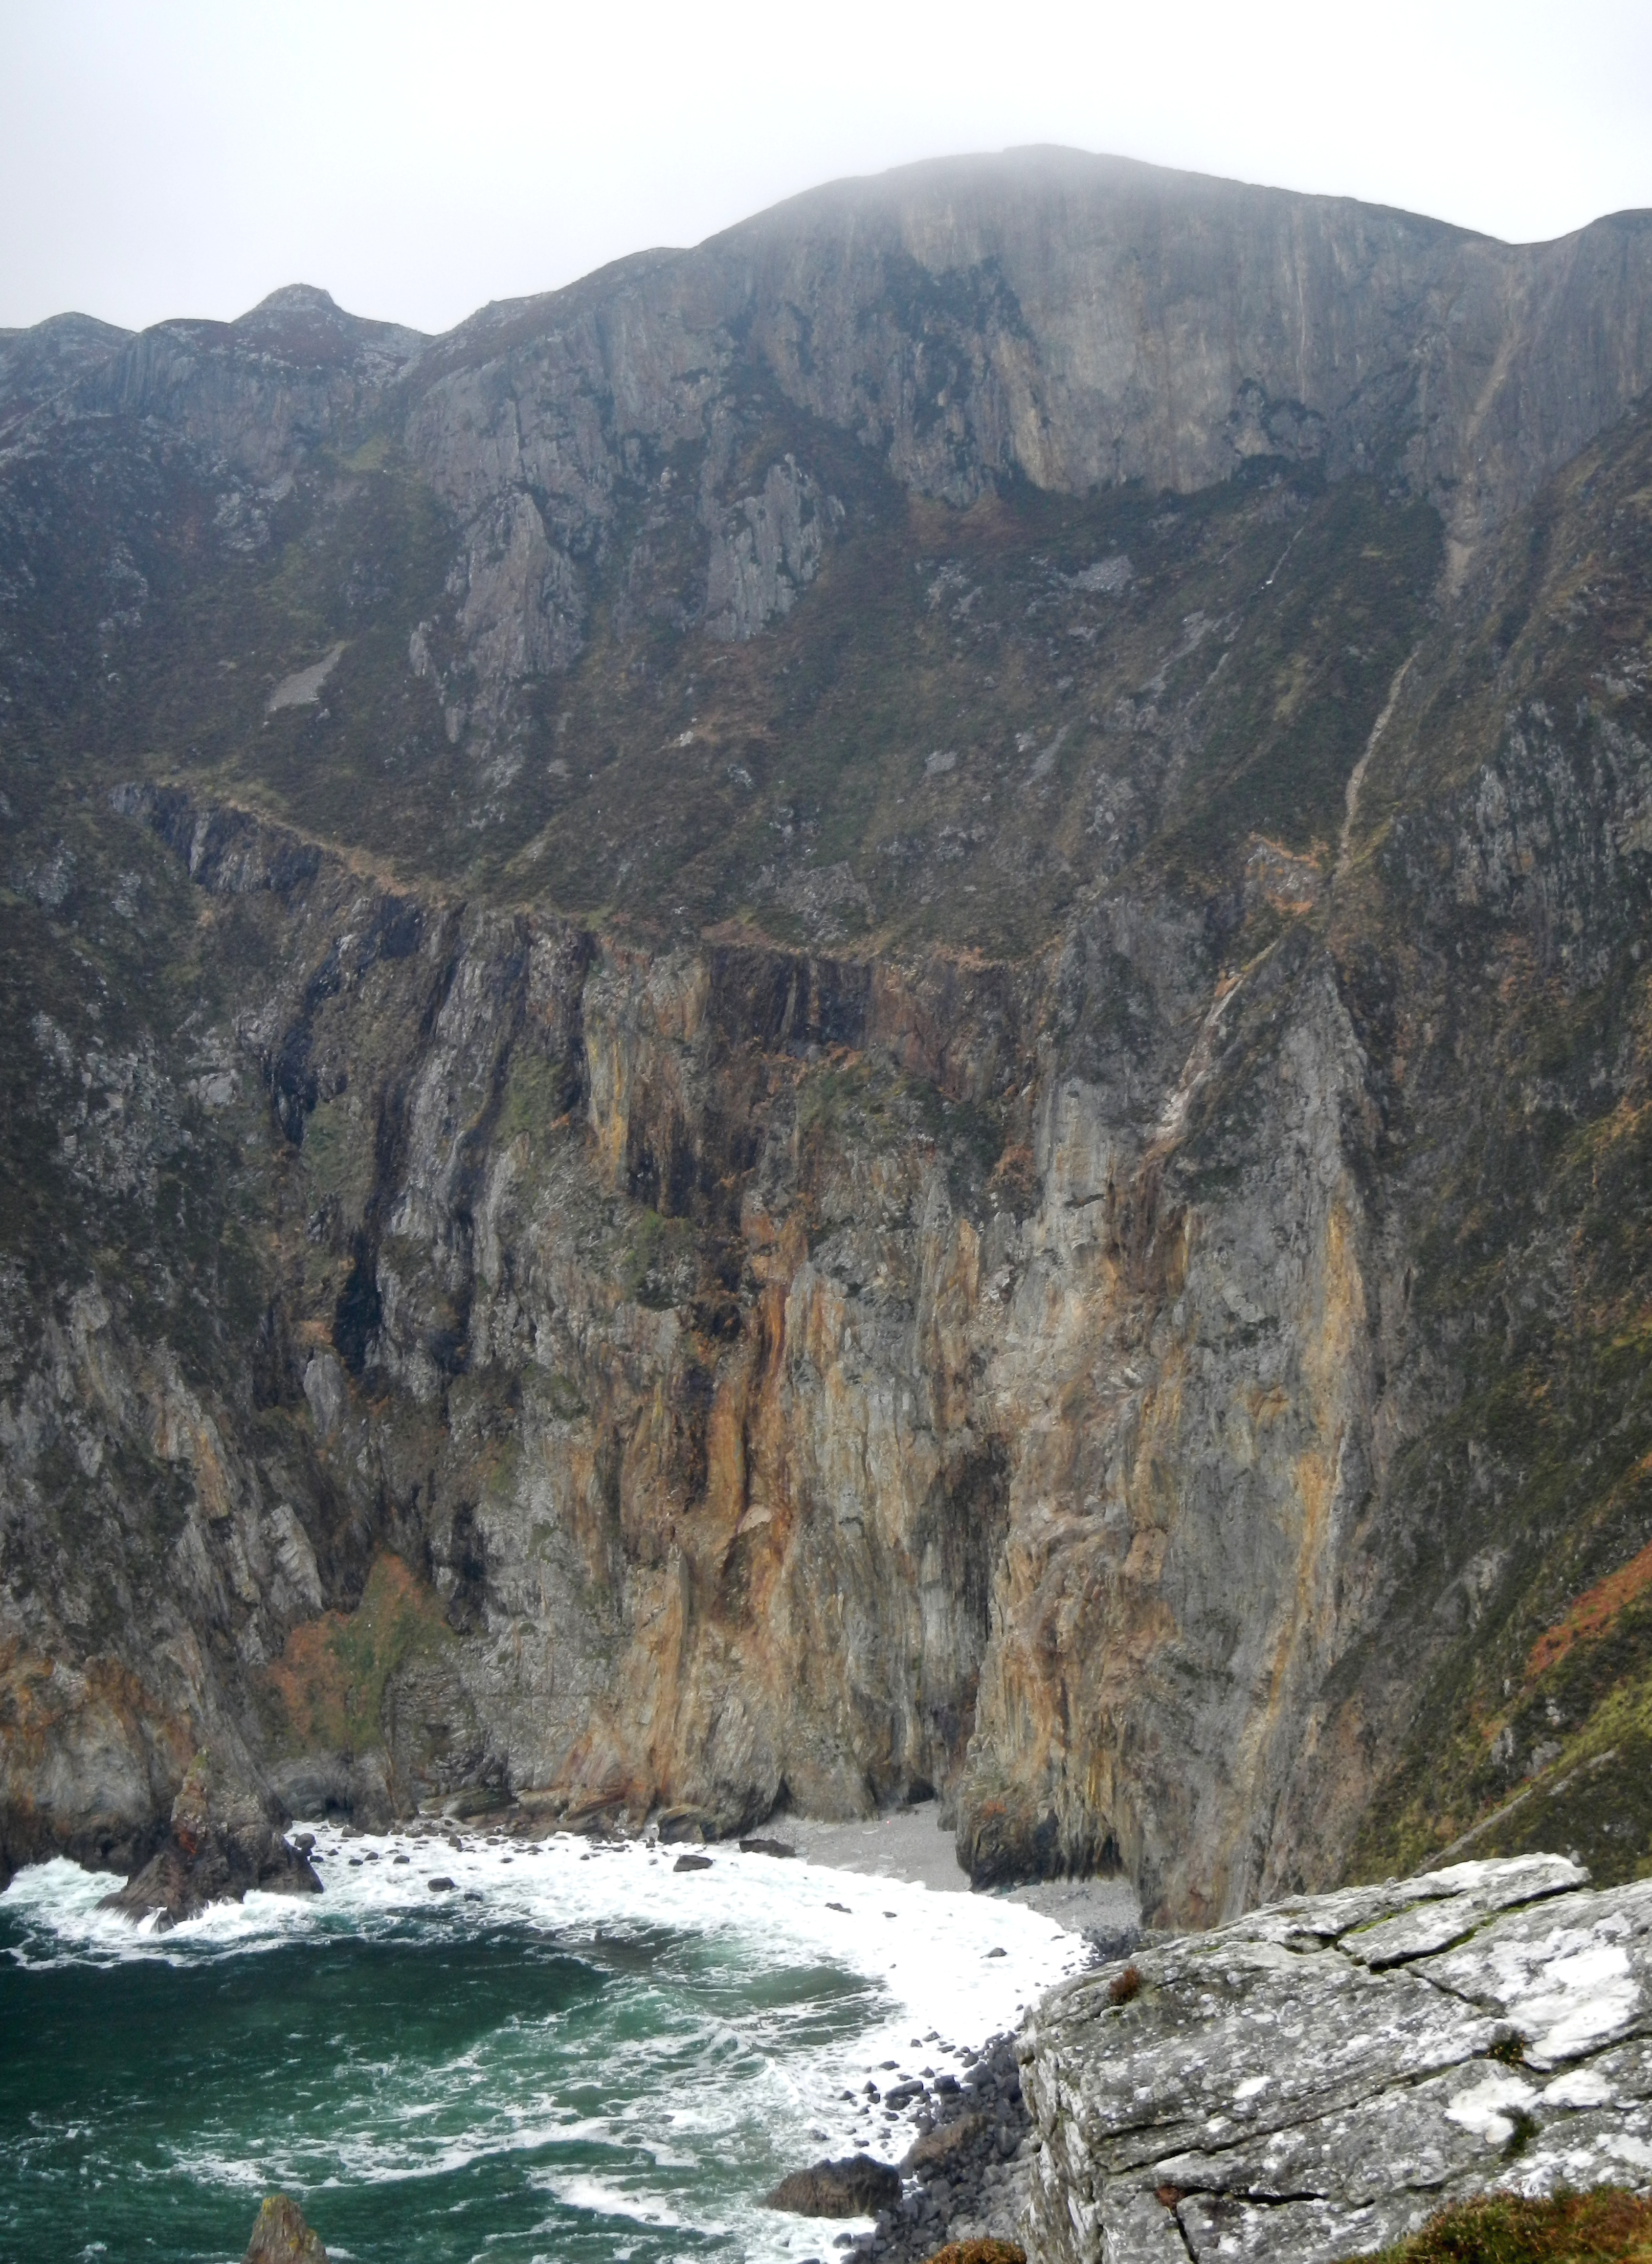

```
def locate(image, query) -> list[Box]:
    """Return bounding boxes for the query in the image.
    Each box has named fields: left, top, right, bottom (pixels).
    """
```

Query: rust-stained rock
left=7, top=153, right=1652, bottom=1942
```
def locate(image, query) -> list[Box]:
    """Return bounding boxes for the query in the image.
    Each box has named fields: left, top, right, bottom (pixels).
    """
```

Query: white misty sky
left=2, top=0, right=1649, bottom=337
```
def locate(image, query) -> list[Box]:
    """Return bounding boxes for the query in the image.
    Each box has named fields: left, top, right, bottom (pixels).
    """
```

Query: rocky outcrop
left=243, top=2194, right=327, bottom=2264
left=81, top=285, right=426, bottom=483
left=394, top=154, right=1652, bottom=726
left=0, top=312, right=130, bottom=437
left=766, top=2154, right=903, bottom=2217
left=97, top=1752, right=319, bottom=1925
left=704, top=455, right=839, bottom=639
left=1022, top=1855, right=1652, bottom=2264
left=727, top=153, right=1652, bottom=548
left=10, top=154, right=1652, bottom=744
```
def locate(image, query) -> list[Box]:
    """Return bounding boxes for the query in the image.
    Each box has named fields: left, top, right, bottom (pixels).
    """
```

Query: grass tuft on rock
left=1343, top=2188, right=1652, bottom=2264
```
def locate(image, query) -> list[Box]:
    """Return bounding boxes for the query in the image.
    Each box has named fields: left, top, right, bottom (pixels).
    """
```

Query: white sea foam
left=543, top=2173, right=701, bottom=2230
left=2, top=1824, right=1089, bottom=2261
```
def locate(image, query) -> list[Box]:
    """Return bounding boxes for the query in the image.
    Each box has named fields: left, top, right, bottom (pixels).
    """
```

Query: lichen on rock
left=1022, top=1856, right=1652, bottom=2264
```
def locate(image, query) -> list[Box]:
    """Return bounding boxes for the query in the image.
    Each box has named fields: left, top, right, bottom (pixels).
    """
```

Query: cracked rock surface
left=1021, top=1855, right=1652, bottom=2264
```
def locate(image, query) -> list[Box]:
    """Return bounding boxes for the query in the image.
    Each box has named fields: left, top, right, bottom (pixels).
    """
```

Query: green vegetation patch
left=299, top=1094, right=375, bottom=1213
left=496, top=1044, right=574, bottom=1151
left=620, top=1208, right=698, bottom=1308
left=1162, top=476, right=1442, bottom=875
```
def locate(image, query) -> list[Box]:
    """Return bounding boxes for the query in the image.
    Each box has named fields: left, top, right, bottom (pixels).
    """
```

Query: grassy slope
left=1342, top=404, right=1652, bottom=1887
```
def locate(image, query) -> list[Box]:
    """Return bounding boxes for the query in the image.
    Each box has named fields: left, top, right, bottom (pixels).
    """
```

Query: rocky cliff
left=3, top=149, right=1652, bottom=1923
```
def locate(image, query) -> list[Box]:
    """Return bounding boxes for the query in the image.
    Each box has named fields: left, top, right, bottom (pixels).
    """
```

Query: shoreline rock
left=243, top=2193, right=326, bottom=2263
left=766, top=2155, right=904, bottom=2218
left=98, top=1757, right=320, bottom=1928
left=767, top=2031, right=1041, bottom=2261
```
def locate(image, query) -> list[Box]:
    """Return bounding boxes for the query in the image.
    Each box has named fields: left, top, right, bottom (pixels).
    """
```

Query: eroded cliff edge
left=4, top=152, right=1652, bottom=1920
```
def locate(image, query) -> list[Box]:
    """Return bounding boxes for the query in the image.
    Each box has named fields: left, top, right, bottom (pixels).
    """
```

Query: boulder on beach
left=243, top=2192, right=327, bottom=2262
left=902, top=2112, right=986, bottom=2175
left=764, top=2152, right=903, bottom=2217
left=673, top=1852, right=713, bottom=1872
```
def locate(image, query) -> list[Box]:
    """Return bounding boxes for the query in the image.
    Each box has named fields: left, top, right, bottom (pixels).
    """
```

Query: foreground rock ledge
left=1021, top=1854, right=1652, bottom=2264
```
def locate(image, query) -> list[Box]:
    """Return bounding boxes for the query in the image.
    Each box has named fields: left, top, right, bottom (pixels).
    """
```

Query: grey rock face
left=5, top=153, right=1652, bottom=1936
left=1022, top=1855, right=1652, bottom=2264
left=704, top=456, right=838, bottom=639
left=300, top=1353, right=346, bottom=1440
left=0, top=312, right=130, bottom=436
left=81, top=285, right=426, bottom=484
left=13, top=152, right=1652, bottom=747
left=395, top=150, right=1652, bottom=724
left=725, top=153, right=1652, bottom=548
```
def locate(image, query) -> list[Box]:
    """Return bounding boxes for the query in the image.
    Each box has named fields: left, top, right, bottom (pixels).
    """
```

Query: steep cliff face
left=4, top=152, right=1652, bottom=1921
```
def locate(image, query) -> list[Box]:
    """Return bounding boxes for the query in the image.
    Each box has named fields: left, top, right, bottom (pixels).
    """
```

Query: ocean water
left=0, top=1823, right=1087, bottom=2264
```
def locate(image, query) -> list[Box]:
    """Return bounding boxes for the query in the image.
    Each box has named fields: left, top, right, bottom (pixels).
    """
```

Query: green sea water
left=0, top=1827, right=1083, bottom=2264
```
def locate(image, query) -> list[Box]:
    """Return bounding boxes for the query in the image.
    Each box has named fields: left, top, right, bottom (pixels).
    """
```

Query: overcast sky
left=3, top=0, right=1650, bottom=337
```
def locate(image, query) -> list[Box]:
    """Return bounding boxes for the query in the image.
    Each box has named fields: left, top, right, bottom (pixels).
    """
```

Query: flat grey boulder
left=1021, top=1854, right=1652, bottom=2264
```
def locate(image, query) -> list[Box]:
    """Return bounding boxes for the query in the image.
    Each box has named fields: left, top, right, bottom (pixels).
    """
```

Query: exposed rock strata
left=4, top=154, right=1652, bottom=1928
left=1022, top=1855, right=1652, bottom=2264
left=3, top=778, right=1410, bottom=1921
left=9, top=153, right=1652, bottom=744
